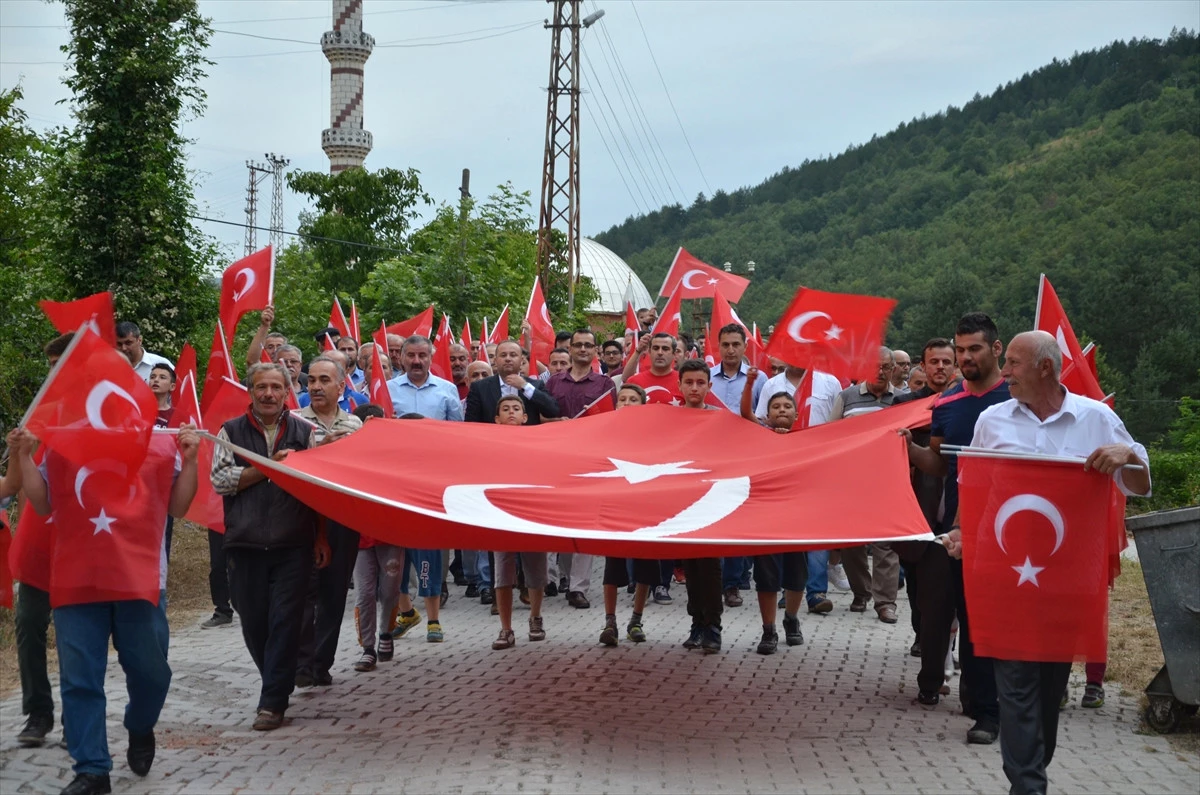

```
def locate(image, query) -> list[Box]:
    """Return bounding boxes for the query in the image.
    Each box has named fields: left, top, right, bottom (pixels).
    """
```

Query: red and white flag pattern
left=659, top=247, right=750, bottom=303
left=524, top=277, right=556, bottom=368
left=1035, top=275, right=1106, bottom=403
left=386, top=306, right=434, bottom=340
left=651, top=285, right=683, bottom=339
left=39, top=292, right=117, bottom=347
left=765, top=287, right=897, bottom=384
left=368, top=341, right=395, bottom=418
left=329, top=296, right=352, bottom=340
left=201, top=321, right=238, bottom=416
left=218, top=246, right=274, bottom=347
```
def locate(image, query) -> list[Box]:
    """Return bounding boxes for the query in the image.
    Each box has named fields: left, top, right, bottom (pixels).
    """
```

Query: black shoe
left=313, top=670, right=333, bottom=687
left=200, top=612, right=232, bottom=629
left=479, top=587, right=494, bottom=605
left=917, top=690, right=940, bottom=706
left=543, top=581, right=558, bottom=597
left=910, top=639, right=921, bottom=657
left=782, top=615, right=804, bottom=646
left=465, top=583, right=480, bottom=598
left=701, top=626, right=722, bottom=654
left=558, top=576, right=568, bottom=594
left=723, top=587, right=743, bottom=607
left=566, top=591, right=591, bottom=609
left=127, top=730, right=155, bottom=776
left=294, top=672, right=315, bottom=689
left=966, top=720, right=999, bottom=744
left=61, top=773, right=111, bottom=795
left=18, top=713, right=53, bottom=747
left=756, top=627, right=778, bottom=655
left=626, top=583, right=636, bottom=594
left=682, top=625, right=703, bottom=649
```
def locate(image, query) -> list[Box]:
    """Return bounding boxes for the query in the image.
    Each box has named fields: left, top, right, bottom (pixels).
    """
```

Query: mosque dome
left=579, top=237, right=654, bottom=315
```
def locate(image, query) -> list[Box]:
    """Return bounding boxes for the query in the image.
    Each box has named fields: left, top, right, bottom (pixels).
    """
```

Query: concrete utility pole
left=266, top=152, right=290, bottom=253
left=244, top=159, right=272, bottom=256
left=535, top=1, right=604, bottom=314
left=322, top=0, right=374, bottom=173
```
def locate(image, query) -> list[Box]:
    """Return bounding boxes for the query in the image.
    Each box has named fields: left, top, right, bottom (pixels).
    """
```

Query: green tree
left=53, top=0, right=217, bottom=353
left=287, top=166, right=430, bottom=296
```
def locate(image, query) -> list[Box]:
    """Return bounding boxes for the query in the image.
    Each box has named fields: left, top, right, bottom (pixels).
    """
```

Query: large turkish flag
left=215, top=399, right=936, bottom=558
left=959, top=456, right=1117, bottom=663
left=188, top=377, right=249, bottom=534
left=659, top=248, right=749, bottom=303
left=218, top=247, right=274, bottom=348
left=765, top=287, right=897, bottom=384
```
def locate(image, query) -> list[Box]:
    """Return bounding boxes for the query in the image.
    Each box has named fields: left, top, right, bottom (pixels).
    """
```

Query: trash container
left=1125, top=505, right=1200, bottom=733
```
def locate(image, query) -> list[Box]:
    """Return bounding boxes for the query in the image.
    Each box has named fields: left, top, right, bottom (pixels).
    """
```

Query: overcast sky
left=2, top=0, right=1197, bottom=262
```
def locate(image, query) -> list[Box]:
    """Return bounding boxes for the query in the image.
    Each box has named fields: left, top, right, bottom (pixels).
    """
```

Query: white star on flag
left=574, top=458, right=709, bottom=485
left=1012, top=556, right=1045, bottom=587
left=706, top=278, right=719, bottom=285
left=90, top=508, right=117, bottom=536
left=824, top=324, right=843, bottom=341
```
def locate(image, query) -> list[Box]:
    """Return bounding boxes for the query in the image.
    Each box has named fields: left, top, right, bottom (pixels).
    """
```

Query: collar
left=1011, top=385, right=1078, bottom=424
left=858, top=381, right=895, bottom=397
left=397, top=373, right=438, bottom=389
left=298, top=404, right=348, bottom=428
left=245, top=405, right=291, bottom=453
left=712, top=362, right=748, bottom=380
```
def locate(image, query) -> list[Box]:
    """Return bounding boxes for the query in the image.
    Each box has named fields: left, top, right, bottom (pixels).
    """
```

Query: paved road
left=3, top=564, right=1198, bottom=794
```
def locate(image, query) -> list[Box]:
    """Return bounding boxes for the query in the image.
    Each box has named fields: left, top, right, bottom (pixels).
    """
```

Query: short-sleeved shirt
left=545, top=370, right=616, bottom=418
left=830, top=382, right=897, bottom=420
left=931, top=378, right=1010, bottom=533
left=387, top=373, right=463, bottom=421
left=297, top=405, right=363, bottom=445
left=626, top=370, right=683, bottom=405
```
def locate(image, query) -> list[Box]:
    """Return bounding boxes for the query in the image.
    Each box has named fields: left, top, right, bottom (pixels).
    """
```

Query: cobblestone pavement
left=3, top=562, right=1198, bottom=794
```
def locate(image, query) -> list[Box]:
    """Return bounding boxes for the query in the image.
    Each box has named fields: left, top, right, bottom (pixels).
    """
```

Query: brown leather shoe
left=876, top=604, right=898, bottom=624
left=566, top=591, right=591, bottom=609
left=723, top=588, right=743, bottom=607
left=252, top=709, right=284, bottom=731
left=850, top=595, right=869, bottom=612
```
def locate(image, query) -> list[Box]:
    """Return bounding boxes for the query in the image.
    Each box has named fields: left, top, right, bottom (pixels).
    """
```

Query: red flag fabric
left=524, top=277, right=555, bottom=368
left=43, top=433, right=175, bottom=606
left=461, top=319, right=474, bottom=351
left=284, top=385, right=301, bottom=412
left=1036, top=275, right=1105, bottom=402
left=794, top=370, right=816, bottom=430
left=750, top=324, right=771, bottom=371
left=479, top=339, right=491, bottom=366
left=703, top=323, right=717, bottom=368
left=430, top=314, right=454, bottom=381
left=321, top=333, right=336, bottom=353
left=574, top=388, right=616, bottom=418
left=328, top=296, right=352, bottom=339
left=368, top=342, right=395, bottom=418
left=170, top=343, right=199, bottom=418
left=22, top=328, right=158, bottom=473
left=372, top=319, right=389, bottom=352
left=260, top=348, right=272, bottom=364
left=350, top=299, right=362, bottom=344
left=490, top=305, right=510, bottom=343
left=651, top=286, right=683, bottom=338
left=9, top=483, right=54, bottom=593
left=765, top=287, right=897, bottom=384
left=218, top=398, right=935, bottom=558
left=710, top=290, right=749, bottom=341
left=39, top=292, right=117, bottom=347
left=659, top=247, right=749, bottom=303
left=959, top=456, right=1116, bottom=663
left=188, top=376, right=249, bottom=533
left=201, top=321, right=238, bottom=416
left=387, top=306, right=434, bottom=340
left=218, top=247, right=274, bottom=347
left=625, top=302, right=639, bottom=338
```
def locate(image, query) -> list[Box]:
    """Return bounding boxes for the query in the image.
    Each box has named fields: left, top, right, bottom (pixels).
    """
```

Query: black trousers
left=994, top=659, right=1072, bottom=795
left=905, top=542, right=956, bottom=694
left=226, top=545, right=311, bottom=712
left=682, top=558, right=723, bottom=629
left=15, top=582, right=54, bottom=719
left=952, top=558, right=999, bottom=725
left=207, top=529, right=233, bottom=617
left=298, top=522, right=360, bottom=678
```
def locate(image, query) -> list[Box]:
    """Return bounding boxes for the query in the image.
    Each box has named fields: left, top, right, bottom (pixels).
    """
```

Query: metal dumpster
left=1125, top=505, right=1200, bottom=733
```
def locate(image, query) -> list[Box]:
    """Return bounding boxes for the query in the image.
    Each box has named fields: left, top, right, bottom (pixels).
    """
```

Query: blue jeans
left=721, top=556, right=752, bottom=590
left=54, top=597, right=171, bottom=776
left=463, top=550, right=492, bottom=588
left=805, top=550, right=830, bottom=604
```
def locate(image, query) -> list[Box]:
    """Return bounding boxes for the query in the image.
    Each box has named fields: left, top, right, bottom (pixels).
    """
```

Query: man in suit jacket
left=465, top=340, right=561, bottom=425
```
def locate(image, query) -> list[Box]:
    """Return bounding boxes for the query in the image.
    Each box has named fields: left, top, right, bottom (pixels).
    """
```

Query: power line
left=211, top=0, right=502, bottom=25
left=630, top=0, right=709, bottom=193
left=189, top=214, right=411, bottom=256
left=581, top=101, right=646, bottom=217
left=582, top=53, right=662, bottom=208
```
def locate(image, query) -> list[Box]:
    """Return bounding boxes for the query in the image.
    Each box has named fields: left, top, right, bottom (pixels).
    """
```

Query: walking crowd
left=4, top=301, right=1150, bottom=795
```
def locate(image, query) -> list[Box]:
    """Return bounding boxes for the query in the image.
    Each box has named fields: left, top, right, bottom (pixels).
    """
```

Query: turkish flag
left=218, top=247, right=274, bottom=348
left=575, top=389, right=616, bottom=419
left=321, top=333, right=336, bottom=353
left=659, top=248, right=749, bottom=303
left=22, top=328, right=158, bottom=473
left=959, top=456, right=1116, bottom=663
left=329, top=296, right=352, bottom=340
left=349, top=299, right=362, bottom=344
left=201, top=321, right=238, bottom=416
left=372, top=319, right=388, bottom=352
left=795, top=370, right=816, bottom=430
left=490, top=305, right=510, bottom=343
left=387, top=306, right=434, bottom=340
left=284, top=384, right=300, bottom=412
left=710, top=290, right=749, bottom=342
left=703, top=323, right=717, bottom=368
left=170, top=343, right=200, bottom=424
left=259, top=347, right=272, bottom=364
left=9, top=492, right=54, bottom=593
left=524, top=277, right=555, bottom=368
left=220, top=398, right=936, bottom=558
left=430, top=314, right=454, bottom=381
left=189, top=376, right=249, bottom=533
left=39, top=292, right=117, bottom=347
left=625, top=302, right=639, bottom=338
left=765, top=287, right=897, bottom=384
left=368, top=342, right=395, bottom=418
left=43, top=434, right=176, bottom=606
left=1035, top=275, right=1105, bottom=402
left=651, top=285, right=683, bottom=338
left=750, top=325, right=771, bottom=371
left=461, top=319, right=474, bottom=351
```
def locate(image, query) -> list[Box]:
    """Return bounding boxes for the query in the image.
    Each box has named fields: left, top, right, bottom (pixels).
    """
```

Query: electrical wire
left=581, top=101, right=646, bottom=217
left=189, top=214, right=412, bottom=256
left=582, top=53, right=662, bottom=208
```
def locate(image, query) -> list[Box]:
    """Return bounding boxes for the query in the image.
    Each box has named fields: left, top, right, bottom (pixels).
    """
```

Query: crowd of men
left=3, top=308, right=1150, bottom=795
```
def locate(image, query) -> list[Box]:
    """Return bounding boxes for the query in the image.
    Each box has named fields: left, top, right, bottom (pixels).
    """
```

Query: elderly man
left=891, top=349, right=913, bottom=394
left=295, top=355, right=364, bottom=689
left=115, top=321, right=171, bottom=383
left=298, top=350, right=367, bottom=412
left=212, top=363, right=330, bottom=732
left=830, top=346, right=902, bottom=623
left=275, top=344, right=306, bottom=398
left=943, top=330, right=1150, bottom=795
left=449, top=343, right=471, bottom=400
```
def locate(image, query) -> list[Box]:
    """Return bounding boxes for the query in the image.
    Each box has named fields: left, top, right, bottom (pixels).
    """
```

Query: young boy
left=597, top=384, right=657, bottom=646
left=490, top=396, right=549, bottom=649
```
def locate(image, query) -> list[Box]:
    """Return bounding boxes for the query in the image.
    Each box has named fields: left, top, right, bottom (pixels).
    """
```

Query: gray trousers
left=548, top=553, right=592, bottom=595
left=839, top=543, right=899, bottom=607
left=994, top=659, right=1072, bottom=795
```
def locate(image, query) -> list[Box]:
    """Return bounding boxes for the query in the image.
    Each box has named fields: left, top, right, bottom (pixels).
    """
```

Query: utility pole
left=535, top=2, right=604, bottom=315
left=265, top=152, right=290, bottom=253
left=244, top=159, right=272, bottom=256
left=458, top=168, right=471, bottom=285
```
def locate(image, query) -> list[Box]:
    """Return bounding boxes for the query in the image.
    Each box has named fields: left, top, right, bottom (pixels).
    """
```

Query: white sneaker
left=828, top=563, right=851, bottom=592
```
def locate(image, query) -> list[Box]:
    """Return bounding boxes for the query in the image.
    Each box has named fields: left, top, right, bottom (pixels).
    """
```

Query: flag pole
left=940, top=445, right=1145, bottom=471
left=1033, top=273, right=1045, bottom=329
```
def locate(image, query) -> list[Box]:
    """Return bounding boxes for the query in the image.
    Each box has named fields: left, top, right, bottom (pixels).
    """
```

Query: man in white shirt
left=753, top=364, right=841, bottom=426
left=945, top=330, right=1150, bottom=795
left=115, top=321, right=171, bottom=383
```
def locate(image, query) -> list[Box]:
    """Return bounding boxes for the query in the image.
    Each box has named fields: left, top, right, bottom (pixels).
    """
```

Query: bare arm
left=15, top=430, right=48, bottom=515
left=168, top=426, right=200, bottom=518
left=905, top=433, right=948, bottom=477
left=622, top=334, right=650, bottom=380
left=1, top=428, right=24, bottom=500
left=740, top=366, right=759, bottom=422
left=245, top=306, right=275, bottom=367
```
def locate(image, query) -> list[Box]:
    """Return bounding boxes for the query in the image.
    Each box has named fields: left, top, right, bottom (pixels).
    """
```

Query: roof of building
left=579, top=237, right=654, bottom=315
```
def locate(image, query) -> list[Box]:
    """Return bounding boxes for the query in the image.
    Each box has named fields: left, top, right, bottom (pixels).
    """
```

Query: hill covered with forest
left=594, top=32, right=1200, bottom=442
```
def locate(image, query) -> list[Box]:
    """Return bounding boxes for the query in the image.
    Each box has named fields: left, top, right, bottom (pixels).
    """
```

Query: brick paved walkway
left=3, top=563, right=1198, bottom=794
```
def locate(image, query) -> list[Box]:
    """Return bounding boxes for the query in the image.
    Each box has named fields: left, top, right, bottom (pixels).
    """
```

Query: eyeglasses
left=570, top=342, right=596, bottom=349
left=770, top=365, right=785, bottom=374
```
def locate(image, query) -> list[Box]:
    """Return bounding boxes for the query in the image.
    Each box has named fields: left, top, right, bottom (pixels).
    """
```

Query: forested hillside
left=595, top=33, right=1200, bottom=442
